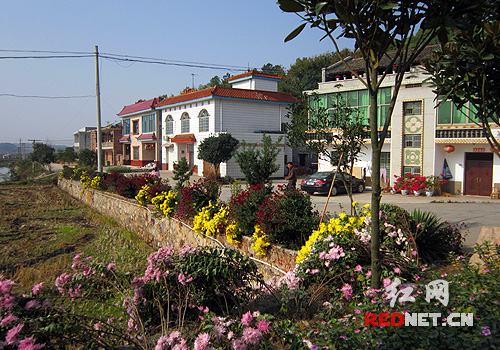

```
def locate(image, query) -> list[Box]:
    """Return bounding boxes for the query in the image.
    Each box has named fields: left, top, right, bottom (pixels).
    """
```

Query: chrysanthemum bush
left=285, top=243, right=500, bottom=350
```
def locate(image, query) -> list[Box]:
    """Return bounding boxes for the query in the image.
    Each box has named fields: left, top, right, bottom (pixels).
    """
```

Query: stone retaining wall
left=58, top=178, right=297, bottom=280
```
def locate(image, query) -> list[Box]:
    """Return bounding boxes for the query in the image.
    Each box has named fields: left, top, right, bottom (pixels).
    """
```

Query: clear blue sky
left=0, top=0, right=351, bottom=146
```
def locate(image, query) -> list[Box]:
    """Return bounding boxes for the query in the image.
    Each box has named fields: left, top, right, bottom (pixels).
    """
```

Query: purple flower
left=25, top=300, right=39, bottom=310
left=480, top=326, right=491, bottom=336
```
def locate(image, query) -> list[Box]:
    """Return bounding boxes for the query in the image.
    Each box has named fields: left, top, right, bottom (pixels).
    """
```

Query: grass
left=0, top=181, right=154, bottom=293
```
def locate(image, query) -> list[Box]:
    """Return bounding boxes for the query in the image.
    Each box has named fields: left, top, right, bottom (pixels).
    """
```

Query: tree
left=58, top=147, right=77, bottom=164
left=259, top=63, right=286, bottom=76
left=78, top=149, right=97, bottom=168
left=425, top=4, right=500, bottom=158
left=198, top=73, right=231, bottom=90
left=173, top=157, right=193, bottom=190
left=278, top=0, right=474, bottom=288
left=234, top=134, right=282, bottom=186
left=290, top=93, right=367, bottom=210
left=197, top=133, right=239, bottom=177
left=30, top=143, right=55, bottom=168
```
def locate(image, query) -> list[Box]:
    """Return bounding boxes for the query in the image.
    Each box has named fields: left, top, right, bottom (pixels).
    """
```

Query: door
left=465, top=153, right=493, bottom=196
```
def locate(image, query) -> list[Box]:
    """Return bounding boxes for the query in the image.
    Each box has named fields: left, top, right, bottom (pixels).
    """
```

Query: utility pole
left=28, top=139, right=41, bottom=172
left=95, top=45, right=103, bottom=173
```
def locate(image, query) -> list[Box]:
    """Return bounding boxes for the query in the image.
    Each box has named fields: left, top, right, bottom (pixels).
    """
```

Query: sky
left=0, top=1, right=351, bottom=147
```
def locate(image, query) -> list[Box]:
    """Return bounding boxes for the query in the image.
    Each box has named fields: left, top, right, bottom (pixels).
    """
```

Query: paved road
left=53, top=165, right=499, bottom=252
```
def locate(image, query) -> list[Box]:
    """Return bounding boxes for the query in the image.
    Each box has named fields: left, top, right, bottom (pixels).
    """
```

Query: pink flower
left=231, top=338, right=247, bottom=350
left=341, top=283, right=353, bottom=300
left=32, top=282, right=43, bottom=296
left=393, top=267, right=401, bottom=274
left=354, top=265, right=363, bottom=272
left=383, top=278, right=392, bottom=288
left=256, top=319, right=270, bottom=333
left=193, top=333, right=210, bottom=350
left=366, top=270, right=372, bottom=277
left=414, top=275, right=420, bottom=280
left=310, top=269, right=320, bottom=275
left=241, top=311, right=253, bottom=326
left=242, top=327, right=263, bottom=345
left=6, top=323, right=24, bottom=345
left=0, top=313, right=18, bottom=326
left=17, top=337, right=45, bottom=350
left=480, top=326, right=492, bottom=336
left=107, top=263, right=116, bottom=271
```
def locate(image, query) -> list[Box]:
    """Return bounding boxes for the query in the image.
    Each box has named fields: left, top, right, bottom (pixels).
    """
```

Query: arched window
left=165, top=115, right=174, bottom=134
left=181, top=112, right=190, bottom=133
left=198, top=109, right=209, bottom=132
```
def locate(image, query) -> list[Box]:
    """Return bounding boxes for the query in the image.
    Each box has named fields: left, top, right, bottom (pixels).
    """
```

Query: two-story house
left=117, top=98, right=161, bottom=167
left=73, top=126, right=96, bottom=152
left=305, top=48, right=500, bottom=196
left=90, top=122, right=123, bottom=166
left=155, top=71, right=297, bottom=178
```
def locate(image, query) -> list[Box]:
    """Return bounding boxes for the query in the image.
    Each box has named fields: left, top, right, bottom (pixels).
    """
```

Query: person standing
left=285, top=162, right=297, bottom=190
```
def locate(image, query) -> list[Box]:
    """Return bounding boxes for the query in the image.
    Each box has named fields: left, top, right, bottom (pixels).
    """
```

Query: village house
left=117, top=98, right=161, bottom=167
left=156, top=71, right=297, bottom=178
left=305, top=47, right=500, bottom=196
left=73, top=126, right=96, bottom=152
left=90, top=122, right=123, bottom=166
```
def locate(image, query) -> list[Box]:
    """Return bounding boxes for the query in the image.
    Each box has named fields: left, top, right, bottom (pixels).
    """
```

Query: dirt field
left=0, top=183, right=153, bottom=292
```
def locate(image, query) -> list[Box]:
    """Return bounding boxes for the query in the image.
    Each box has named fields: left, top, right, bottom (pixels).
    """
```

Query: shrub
left=255, top=185, right=319, bottom=250
left=174, top=178, right=220, bottom=221
left=228, top=184, right=272, bottom=236
left=102, top=170, right=125, bottom=192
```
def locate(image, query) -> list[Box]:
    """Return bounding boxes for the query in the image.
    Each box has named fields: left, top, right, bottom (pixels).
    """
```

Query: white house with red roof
left=117, top=98, right=161, bottom=167
left=156, top=71, right=297, bottom=178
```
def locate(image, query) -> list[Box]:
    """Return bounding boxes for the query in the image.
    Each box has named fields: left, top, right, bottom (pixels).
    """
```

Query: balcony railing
left=435, top=129, right=486, bottom=138
left=101, top=141, right=114, bottom=149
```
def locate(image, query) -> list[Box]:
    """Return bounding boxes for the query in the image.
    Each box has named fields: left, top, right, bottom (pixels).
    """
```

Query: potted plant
left=425, top=175, right=447, bottom=196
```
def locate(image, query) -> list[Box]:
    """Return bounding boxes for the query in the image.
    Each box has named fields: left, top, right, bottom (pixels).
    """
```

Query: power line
left=0, top=93, right=94, bottom=99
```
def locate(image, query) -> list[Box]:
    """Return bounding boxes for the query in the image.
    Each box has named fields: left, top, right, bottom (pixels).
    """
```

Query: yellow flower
left=251, top=225, right=270, bottom=256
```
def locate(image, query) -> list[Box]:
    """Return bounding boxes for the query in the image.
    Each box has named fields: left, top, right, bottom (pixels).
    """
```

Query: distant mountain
left=0, top=143, right=19, bottom=154
left=0, top=143, right=69, bottom=154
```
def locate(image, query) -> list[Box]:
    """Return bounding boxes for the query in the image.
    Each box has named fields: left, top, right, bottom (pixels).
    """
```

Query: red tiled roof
left=228, top=70, right=283, bottom=82
left=170, top=134, right=197, bottom=143
left=119, top=135, right=130, bottom=143
left=117, top=98, right=158, bottom=116
left=137, top=133, right=156, bottom=141
left=156, top=86, right=297, bottom=108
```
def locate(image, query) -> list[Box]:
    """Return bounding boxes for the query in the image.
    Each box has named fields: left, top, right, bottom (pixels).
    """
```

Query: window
left=437, top=101, right=479, bottom=125
left=403, top=166, right=420, bottom=176
left=181, top=112, right=190, bottom=133
left=165, top=115, right=174, bottom=134
left=132, top=120, right=139, bottom=134
left=142, top=113, right=156, bottom=133
left=404, top=134, right=421, bottom=148
left=198, top=109, right=209, bottom=132
left=123, top=119, right=130, bottom=135
left=133, top=147, right=140, bottom=160
left=311, top=87, right=391, bottom=128
left=403, top=101, right=422, bottom=116
left=381, top=152, right=390, bottom=179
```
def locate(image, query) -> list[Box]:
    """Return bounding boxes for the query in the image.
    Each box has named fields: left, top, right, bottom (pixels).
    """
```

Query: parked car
left=300, top=171, right=365, bottom=196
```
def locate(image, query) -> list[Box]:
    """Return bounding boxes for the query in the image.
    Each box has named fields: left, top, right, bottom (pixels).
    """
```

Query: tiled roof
left=119, top=135, right=130, bottom=143
left=137, top=133, right=156, bottom=141
left=325, top=45, right=440, bottom=77
left=170, top=134, right=197, bottom=143
left=117, top=98, right=158, bottom=117
left=227, top=70, right=283, bottom=82
left=156, top=86, right=297, bottom=108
